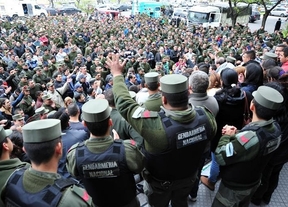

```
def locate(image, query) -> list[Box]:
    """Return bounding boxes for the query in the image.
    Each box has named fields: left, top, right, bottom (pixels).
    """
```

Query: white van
left=0, top=1, right=47, bottom=18
left=170, top=8, right=188, bottom=25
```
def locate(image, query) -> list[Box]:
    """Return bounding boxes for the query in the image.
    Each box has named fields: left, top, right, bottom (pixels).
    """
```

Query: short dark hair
left=52, top=109, right=70, bottom=130
left=162, top=90, right=188, bottom=108
left=24, top=137, right=61, bottom=165
left=67, top=103, right=79, bottom=116
left=85, top=117, right=109, bottom=136
left=244, top=50, right=256, bottom=60
left=283, top=46, right=288, bottom=58
left=0, top=137, right=8, bottom=155
left=253, top=99, right=276, bottom=120
left=146, top=82, right=158, bottom=91
left=104, top=89, right=115, bottom=107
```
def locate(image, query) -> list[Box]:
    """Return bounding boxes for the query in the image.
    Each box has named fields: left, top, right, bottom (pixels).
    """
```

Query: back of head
left=262, top=59, right=277, bottom=70
left=220, top=68, right=238, bottom=88
left=104, top=89, right=115, bottom=107
left=245, top=63, right=263, bottom=86
left=189, top=71, right=209, bottom=93
left=51, top=108, right=69, bottom=131
left=67, top=103, right=80, bottom=117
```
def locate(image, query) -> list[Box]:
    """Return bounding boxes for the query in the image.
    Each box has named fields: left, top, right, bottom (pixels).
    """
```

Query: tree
left=77, top=0, right=94, bottom=15
left=260, top=0, right=282, bottom=29
left=49, top=0, right=55, bottom=8
left=228, top=0, right=252, bottom=27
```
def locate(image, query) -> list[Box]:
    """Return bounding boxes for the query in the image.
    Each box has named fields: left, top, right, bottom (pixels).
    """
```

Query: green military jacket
left=19, top=95, right=34, bottom=116
left=110, top=108, right=143, bottom=146
left=2, top=167, right=94, bottom=207
left=112, top=76, right=217, bottom=153
left=215, top=119, right=279, bottom=167
left=143, top=93, right=162, bottom=112
left=32, top=74, right=47, bottom=85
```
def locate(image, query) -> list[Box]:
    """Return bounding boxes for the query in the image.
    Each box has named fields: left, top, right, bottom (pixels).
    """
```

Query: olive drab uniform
left=213, top=120, right=282, bottom=207
left=143, top=93, right=162, bottom=112
left=19, top=95, right=35, bottom=117
left=112, top=75, right=217, bottom=207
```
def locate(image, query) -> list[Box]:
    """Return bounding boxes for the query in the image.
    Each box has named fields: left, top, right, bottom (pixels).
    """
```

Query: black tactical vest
left=220, top=122, right=282, bottom=189
left=75, top=139, right=136, bottom=207
left=5, top=168, right=75, bottom=207
left=143, top=107, right=213, bottom=181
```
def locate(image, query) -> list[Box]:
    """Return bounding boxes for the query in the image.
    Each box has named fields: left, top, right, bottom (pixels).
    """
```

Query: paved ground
left=137, top=163, right=288, bottom=207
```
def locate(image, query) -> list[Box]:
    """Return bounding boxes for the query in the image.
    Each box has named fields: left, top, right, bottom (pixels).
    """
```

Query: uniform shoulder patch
left=132, top=107, right=145, bottom=119
left=141, top=110, right=158, bottom=118
left=71, top=185, right=92, bottom=205
left=236, top=131, right=256, bottom=146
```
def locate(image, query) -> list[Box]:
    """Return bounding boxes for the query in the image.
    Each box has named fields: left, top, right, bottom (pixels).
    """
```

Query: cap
left=144, top=72, right=159, bottom=83
left=78, top=74, right=87, bottom=80
left=0, top=126, right=12, bottom=143
left=46, top=82, right=54, bottom=88
left=261, top=52, right=277, bottom=60
left=42, top=94, right=52, bottom=101
left=74, top=82, right=82, bottom=89
left=82, top=99, right=111, bottom=122
left=34, top=67, right=42, bottom=71
left=226, top=56, right=236, bottom=63
left=160, top=74, right=188, bottom=94
left=35, top=107, right=49, bottom=115
left=47, top=110, right=57, bottom=118
left=22, top=119, right=63, bottom=143
left=19, top=74, right=27, bottom=78
left=252, top=86, right=283, bottom=110
left=156, top=62, right=162, bottom=66
left=12, top=114, right=25, bottom=121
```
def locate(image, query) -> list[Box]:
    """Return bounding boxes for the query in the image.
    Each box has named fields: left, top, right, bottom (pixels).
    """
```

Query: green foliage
left=77, top=0, right=94, bottom=15
left=283, top=24, right=288, bottom=38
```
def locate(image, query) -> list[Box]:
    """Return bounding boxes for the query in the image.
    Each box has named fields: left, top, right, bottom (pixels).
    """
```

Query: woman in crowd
left=240, top=63, right=263, bottom=93
left=201, top=68, right=251, bottom=191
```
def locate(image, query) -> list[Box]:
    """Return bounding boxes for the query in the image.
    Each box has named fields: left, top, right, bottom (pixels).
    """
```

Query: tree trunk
left=261, top=12, right=269, bottom=29
left=49, top=0, right=54, bottom=8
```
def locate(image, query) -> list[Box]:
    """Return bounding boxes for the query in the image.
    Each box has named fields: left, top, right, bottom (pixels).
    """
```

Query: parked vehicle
left=270, top=7, right=288, bottom=17
left=57, top=6, right=81, bottom=15
left=170, top=8, right=188, bottom=25
left=187, top=2, right=251, bottom=28
left=112, top=4, right=132, bottom=11
left=46, top=7, right=58, bottom=16
left=249, top=10, right=261, bottom=23
left=0, top=0, right=47, bottom=18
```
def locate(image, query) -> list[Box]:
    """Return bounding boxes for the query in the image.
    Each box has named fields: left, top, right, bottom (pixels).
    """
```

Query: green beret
left=82, top=99, right=111, bottom=122
left=22, top=119, right=63, bottom=143
left=160, top=74, right=188, bottom=94
left=12, top=114, right=24, bottom=121
left=0, top=126, right=12, bottom=143
left=144, top=72, right=159, bottom=83
left=252, top=86, right=283, bottom=110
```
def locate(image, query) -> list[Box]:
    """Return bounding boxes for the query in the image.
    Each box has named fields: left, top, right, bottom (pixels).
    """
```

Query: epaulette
left=141, top=110, right=158, bottom=118
left=71, top=185, right=93, bottom=205
left=67, top=142, right=84, bottom=153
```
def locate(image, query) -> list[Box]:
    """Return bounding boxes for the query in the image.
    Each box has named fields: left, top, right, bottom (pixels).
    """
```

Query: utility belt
left=222, top=178, right=260, bottom=191
left=142, top=169, right=197, bottom=190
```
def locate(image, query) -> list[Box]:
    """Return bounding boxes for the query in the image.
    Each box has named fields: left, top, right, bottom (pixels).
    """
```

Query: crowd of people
left=0, top=12, right=288, bottom=207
